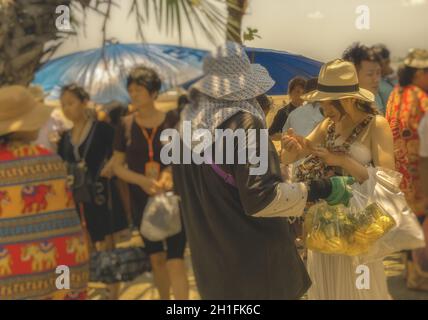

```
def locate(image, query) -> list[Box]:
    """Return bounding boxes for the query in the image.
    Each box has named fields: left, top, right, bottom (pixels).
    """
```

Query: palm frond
left=134, top=0, right=230, bottom=45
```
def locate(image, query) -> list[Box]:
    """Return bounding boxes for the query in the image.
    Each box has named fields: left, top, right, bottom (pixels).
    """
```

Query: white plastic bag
left=350, top=167, right=425, bottom=263
left=140, top=192, right=182, bottom=242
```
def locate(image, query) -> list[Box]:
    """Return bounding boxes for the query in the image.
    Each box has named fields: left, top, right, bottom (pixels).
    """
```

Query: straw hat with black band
left=302, top=59, right=375, bottom=103
left=0, top=86, right=54, bottom=136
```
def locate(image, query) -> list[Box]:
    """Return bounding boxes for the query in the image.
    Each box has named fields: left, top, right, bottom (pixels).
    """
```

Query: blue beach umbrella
left=33, top=42, right=207, bottom=105
left=245, top=47, right=322, bottom=95
left=34, top=43, right=322, bottom=104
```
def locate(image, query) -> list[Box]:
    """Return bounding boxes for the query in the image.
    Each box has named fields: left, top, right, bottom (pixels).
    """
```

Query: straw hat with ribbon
left=0, top=85, right=54, bottom=136
left=190, top=41, right=275, bottom=101
left=301, top=59, right=375, bottom=103
left=404, top=48, right=428, bottom=69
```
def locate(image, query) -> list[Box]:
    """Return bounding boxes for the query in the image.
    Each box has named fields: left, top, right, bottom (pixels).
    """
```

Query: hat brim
left=0, top=102, right=55, bottom=136
left=301, top=87, right=375, bottom=103
left=190, top=64, right=275, bottom=101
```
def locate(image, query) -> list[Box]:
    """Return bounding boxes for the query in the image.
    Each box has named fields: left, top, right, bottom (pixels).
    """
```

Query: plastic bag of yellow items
left=304, top=201, right=396, bottom=256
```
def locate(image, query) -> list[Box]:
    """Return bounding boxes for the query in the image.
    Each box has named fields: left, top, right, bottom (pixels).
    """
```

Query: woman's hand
left=281, top=128, right=311, bottom=164
left=100, top=159, right=115, bottom=179
left=158, top=168, right=173, bottom=191
left=138, top=176, right=163, bottom=196
left=312, top=147, right=345, bottom=167
left=281, top=128, right=307, bottom=153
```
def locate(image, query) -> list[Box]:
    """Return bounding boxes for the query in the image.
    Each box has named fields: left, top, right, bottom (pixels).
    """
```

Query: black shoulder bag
left=67, top=122, right=98, bottom=204
left=89, top=182, right=151, bottom=284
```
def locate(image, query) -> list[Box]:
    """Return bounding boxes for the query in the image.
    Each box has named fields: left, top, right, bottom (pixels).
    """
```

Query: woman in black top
left=106, top=66, right=188, bottom=300
left=57, top=85, right=128, bottom=248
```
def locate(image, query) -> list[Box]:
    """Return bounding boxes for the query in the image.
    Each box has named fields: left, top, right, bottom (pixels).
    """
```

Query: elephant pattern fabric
left=0, top=142, right=89, bottom=300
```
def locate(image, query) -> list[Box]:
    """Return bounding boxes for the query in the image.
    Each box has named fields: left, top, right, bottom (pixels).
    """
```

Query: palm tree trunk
left=0, top=0, right=233, bottom=87
left=226, top=0, right=247, bottom=44
left=0, top=0, right=72, bottom=86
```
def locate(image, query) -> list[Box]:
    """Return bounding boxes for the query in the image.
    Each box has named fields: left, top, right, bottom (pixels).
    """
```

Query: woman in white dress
left=282, top=59, right=395, bottom=300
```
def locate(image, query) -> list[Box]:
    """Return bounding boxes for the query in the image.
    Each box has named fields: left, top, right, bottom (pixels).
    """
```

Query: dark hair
left=397, top=65, right=427, bottom=87
left=342, top=43, right=382, bottom=69
left=331, top=99, right=378, bottom=116
left=288, top=77, right=306, bottom=94
left=256, top=94, right=272, bottom=114
left=304, top=78, right=319, bottom=94
left=60, top=84, right=90, bottom=102
left=108, top=105, right=128, bottom=127
left=372, top=44, right=391, bottom=61
left=127, top=66, right=162, bottom=95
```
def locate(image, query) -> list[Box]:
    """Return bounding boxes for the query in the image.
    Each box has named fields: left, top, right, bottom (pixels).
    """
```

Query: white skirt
left=307, top=250, right=391, bottom=300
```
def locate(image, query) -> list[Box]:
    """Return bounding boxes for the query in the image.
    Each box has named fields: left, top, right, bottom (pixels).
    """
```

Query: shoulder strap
left=209, top=163, right=237, bottom=188
left=123, top=114, right=134, bottom=147
left=204, top=152, right=237, bottom=188
left=325, top=120, right=337, bottom=149
left=343, top=115, right=374, bottom=147
left=80, top=121, right=98, bottom=162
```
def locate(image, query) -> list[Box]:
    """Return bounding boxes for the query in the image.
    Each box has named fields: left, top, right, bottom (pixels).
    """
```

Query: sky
left=54, top=0, right=428, bottom=63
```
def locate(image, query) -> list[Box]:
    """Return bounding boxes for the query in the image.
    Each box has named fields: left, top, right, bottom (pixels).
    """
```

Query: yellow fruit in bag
left=325, top=237, right=347, bottom=253
left=376, top=215, right=395, bottom=231
left=305, top=236, right=318, bottom=250
left=346, top=244, right=368, bottom=256
left=312, top=230, right=326, bottom=243
left=304, top=215, right=314, bottom=230
left=306, top=230, right=328, bottom=251
left=354, top=230, right=370, bottom=246
left=364, top=223, right=385, bottom=240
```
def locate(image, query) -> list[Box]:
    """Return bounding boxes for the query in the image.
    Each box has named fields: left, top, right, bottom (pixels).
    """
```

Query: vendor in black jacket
left=172, top=42, right=354, bottom=300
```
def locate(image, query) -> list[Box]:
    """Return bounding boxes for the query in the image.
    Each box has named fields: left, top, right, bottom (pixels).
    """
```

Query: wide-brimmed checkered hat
left=190, top=41, right=275, bottom=101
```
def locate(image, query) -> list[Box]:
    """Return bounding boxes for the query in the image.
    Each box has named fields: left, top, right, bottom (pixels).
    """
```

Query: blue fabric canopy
left=33, top=43, right=207, bottom=105
left=246, top=47, right=322, bottom=95
left=33, top=43, right=322, bottom=104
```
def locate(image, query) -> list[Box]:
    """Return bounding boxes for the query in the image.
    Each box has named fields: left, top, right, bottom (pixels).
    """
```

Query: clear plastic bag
left=304, top=200, right=396, bottom=256
left=351, top=167, right=426, bottom=263
left=140, top=192, right=182, bottom=242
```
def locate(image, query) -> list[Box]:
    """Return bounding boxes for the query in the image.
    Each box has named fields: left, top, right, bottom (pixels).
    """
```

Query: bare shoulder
left=370, top=115, right=394, bottom=148
left=372, top=115, right=392, bottom=133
